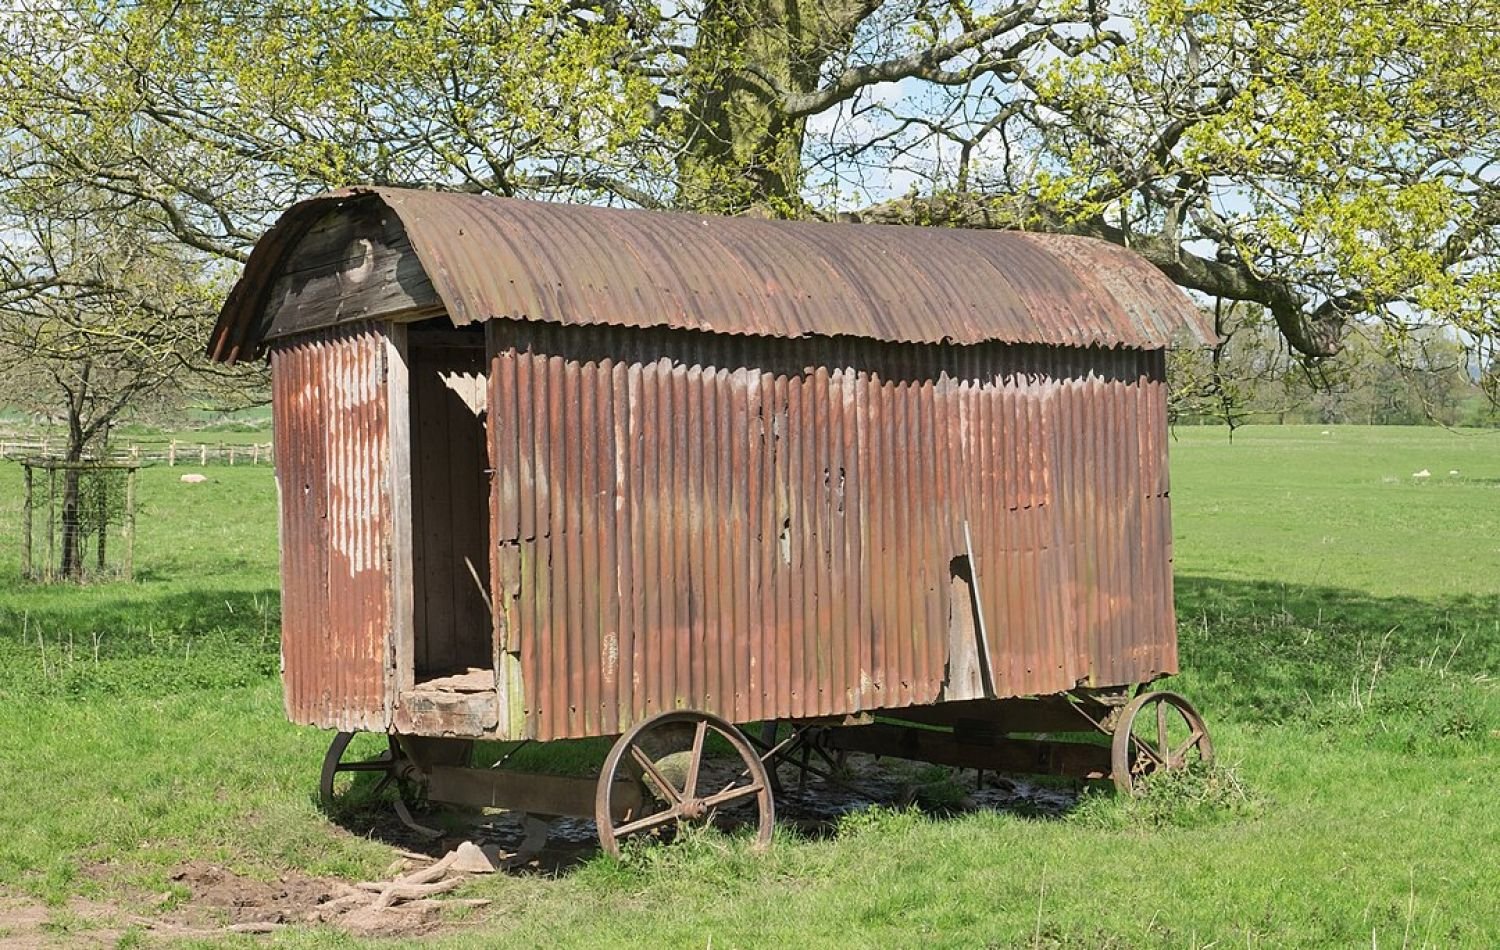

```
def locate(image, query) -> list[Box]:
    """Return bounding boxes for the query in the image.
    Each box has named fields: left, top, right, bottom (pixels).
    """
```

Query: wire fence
left=20, top=458, right=139, bottom=583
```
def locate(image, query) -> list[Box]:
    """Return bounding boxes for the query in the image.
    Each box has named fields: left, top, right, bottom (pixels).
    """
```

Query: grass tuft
left=1075, top=760, right=1267, bottom=831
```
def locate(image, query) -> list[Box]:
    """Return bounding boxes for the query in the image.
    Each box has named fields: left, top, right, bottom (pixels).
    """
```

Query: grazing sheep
left=1412, top=469, right=1431, bottom=479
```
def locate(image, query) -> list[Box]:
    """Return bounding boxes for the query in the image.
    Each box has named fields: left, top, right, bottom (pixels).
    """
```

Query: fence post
left=96, top=470, right=108, bottom=572
left=228, top=444, right=236, bottom=466
left=252, top=443, right=261, bottom=465
left=168, top=439, right=177, bottom=466
left=199, top=444, right=207, bottom=466
left=21, top=464, right=33, bottom=579
left=46, top=466, right=56, bottom=583
left=123, top=468, right=136, bottom=581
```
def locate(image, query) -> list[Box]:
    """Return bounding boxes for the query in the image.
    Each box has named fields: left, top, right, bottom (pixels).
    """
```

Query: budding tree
left=1, top=0, right=1496, bottom=372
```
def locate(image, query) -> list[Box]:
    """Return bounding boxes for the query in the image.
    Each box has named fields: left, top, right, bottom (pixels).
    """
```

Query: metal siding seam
left=852, top=344, right=872, bottom=708
left=579, top=343, right=600, bottom=736
left=314, top=333, right=334, bottom=726
left=888, top=363, right=910, bottom=708
left=788, top=364, right=808, bottom=718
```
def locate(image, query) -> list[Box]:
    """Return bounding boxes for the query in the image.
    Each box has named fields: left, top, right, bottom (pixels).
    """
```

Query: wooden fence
left=0, top=437, right=275, bottom=467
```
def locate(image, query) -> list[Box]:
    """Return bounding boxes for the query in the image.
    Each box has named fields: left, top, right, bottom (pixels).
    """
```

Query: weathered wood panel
left=261, top=201, right=441, bottom=340
left=407, top=327, right=492, bottom=679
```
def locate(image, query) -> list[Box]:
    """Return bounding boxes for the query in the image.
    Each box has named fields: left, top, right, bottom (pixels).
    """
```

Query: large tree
left=2, top=0, right=1497, bottom=365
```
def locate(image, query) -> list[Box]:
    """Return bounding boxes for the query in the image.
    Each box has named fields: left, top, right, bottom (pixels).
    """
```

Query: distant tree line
left=1169, top=302, right=1495, bottom=430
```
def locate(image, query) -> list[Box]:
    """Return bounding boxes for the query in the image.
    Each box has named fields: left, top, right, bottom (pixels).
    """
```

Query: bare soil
left=0, top=896, right=125, bottom=949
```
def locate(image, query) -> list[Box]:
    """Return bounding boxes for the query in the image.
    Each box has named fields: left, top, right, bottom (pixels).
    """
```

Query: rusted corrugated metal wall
left=488, top=320, right=1176, bottom=741
left=271, top=322, right=392, bottom=730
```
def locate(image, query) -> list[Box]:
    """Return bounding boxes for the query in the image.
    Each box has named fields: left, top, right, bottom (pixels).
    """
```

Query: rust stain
left=270, top=322, right=391, bottom=731
left=488, top=323, right=1177, bottom=741
left=220, top=191, right=1193, bottom=742
left=207, top=188, right=1215, bottom=364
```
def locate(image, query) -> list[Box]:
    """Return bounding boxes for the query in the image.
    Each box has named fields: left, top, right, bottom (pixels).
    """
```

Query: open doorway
left=403, top=318, right=493, bottom=686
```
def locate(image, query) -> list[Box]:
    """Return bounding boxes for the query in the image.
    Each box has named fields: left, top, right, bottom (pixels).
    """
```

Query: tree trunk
left=58, top=451, right=85, bottom=580
left=677, top=0, right=855, bottom=215
left=58, top=361, right=90, bottom=580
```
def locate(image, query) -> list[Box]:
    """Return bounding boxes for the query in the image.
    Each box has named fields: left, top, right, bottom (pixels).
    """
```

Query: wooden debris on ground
left=134, top=843, right=499, bottom=938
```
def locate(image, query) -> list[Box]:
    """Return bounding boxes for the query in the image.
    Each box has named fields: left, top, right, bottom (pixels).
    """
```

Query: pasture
left=0, top=425, right=1496, bottom=946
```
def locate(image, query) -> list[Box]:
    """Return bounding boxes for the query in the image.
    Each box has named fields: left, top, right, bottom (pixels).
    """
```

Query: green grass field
left=1, top=425, right=1496, bottom=946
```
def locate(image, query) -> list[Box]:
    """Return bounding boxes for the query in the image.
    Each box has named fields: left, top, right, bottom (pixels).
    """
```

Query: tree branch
left=782, top=2, right=1043, bottom=117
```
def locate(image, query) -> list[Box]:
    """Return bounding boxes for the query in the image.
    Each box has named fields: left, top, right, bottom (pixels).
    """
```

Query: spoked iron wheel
left=320, top=731, right=402, bottom=808
left=595, top=710, right=775, bottom=857
left=1111, top=691, right=1214, bottom=794
left=319, top=731, right=440, bottom=836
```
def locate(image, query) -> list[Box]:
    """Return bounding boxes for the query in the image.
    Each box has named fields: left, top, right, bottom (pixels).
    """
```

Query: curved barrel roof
left=207, top=186, right=1214, bottom=363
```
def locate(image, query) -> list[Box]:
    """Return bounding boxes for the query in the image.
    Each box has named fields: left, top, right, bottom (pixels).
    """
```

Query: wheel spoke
left=613, top=805, right=682, bottom=839
left=631, top=744, right=683, bottom=805
left=1171, top=729, right=1204, bottom=764
left=1129, top=731, right=1166, bottom=767
left=683, top=719, right=708, bottom=800
left=1112, top=691, right=1213, bottom=795
left=701, top=782, right=763, bottom=809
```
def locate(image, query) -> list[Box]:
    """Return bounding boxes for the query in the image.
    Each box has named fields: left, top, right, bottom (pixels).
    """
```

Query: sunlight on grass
left=1, top=425, right=1497, bottom=945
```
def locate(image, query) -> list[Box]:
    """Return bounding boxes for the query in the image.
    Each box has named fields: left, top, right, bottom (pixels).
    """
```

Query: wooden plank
left=824, top=722, right=1111, bottom=780
left=262, top=201, right=442, bottom=339
left=386, top=325, right=416, bottom=701
left=418, top=667, right=497, bottom=692
left=397, top=689, right=499, bottom=736
left=942, top=570, right=983, bottom=701
left=426, top=766, right=642, bottom=820
left=876, top=696, right=1113, bottom=734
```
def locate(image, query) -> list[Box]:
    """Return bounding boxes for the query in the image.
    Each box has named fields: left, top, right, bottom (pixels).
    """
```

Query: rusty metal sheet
left=207, top=188, right=1216, bottom=364
left=270, top=322, right=392, bottom=731
left=487, top=322, right=1177, bottom=742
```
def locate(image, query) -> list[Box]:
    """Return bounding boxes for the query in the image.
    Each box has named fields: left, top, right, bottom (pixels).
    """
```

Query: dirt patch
left=5, top=857, right=494, bottom=944
left=167, top=861, right=342, bottom=926
left=157, top=861, right=455, bottom=939
left=0, top=896, right=126, bottom=949
left=2, top=756, right=1080, bottom=944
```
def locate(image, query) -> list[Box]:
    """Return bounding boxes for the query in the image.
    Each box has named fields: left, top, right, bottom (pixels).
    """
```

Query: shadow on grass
left=318, top=574, right=1497, bottom=873
left=1173, top=574, right=1498, bottom=727
left=0, top=586, right=282, bottom=699
left=3, top=569, right=1492, bottom=874
left=318, top=742, right=1091, bottom=877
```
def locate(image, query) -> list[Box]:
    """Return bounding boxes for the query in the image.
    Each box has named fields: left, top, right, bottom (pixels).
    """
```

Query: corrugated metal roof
left=207, top=187, right=1215, bottom=363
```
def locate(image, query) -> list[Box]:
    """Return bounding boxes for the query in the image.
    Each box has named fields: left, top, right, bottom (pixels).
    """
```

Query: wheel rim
left=318, top=731, right=400, bottom=809
left=1110, top=691, right=1214, bottom=794
left=596, top=710, right=775, bottom=857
